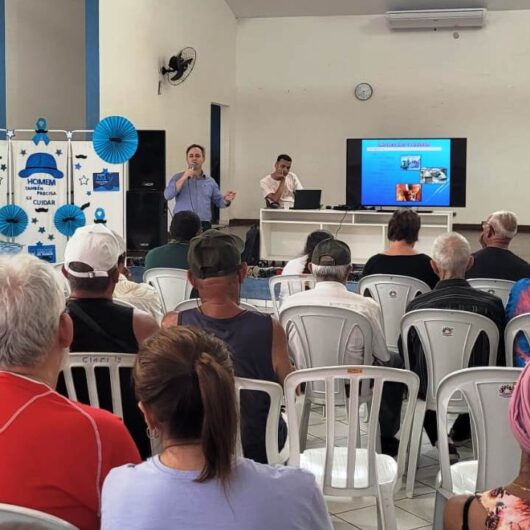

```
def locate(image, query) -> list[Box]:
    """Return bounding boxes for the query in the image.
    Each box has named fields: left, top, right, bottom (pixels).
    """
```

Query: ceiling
left=225, top=0, right=530, bottom=18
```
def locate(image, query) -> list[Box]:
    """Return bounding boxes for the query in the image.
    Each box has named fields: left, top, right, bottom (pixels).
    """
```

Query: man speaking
left=164, top=144, right=236, bottom=230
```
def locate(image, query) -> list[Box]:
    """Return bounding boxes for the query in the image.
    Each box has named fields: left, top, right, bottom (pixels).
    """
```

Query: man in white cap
left=62, top=224, right=159, bottom=458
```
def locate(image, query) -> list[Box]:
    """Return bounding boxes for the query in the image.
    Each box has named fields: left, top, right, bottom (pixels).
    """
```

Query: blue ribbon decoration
left=32, top=117, right=50, bottom=146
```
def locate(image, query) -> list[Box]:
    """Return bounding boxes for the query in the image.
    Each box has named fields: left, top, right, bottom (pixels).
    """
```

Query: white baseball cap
left=64, top=224, right=121, bottom=278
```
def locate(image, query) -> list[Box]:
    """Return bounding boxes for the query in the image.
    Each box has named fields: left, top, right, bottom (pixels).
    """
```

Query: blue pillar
left=85, top=0, right=99, bottom=129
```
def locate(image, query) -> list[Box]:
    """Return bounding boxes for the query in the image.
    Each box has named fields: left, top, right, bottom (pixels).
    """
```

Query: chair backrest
left=62, top=352, right=136, bottom=419
left=358, top=274, right=431, bottom=351
left=467, top=278, right=515, bottom=307
left=143, top=268, right=192, bottom=313
left=269, top=274, right=316, bottom=318
left=437, top=367, right=522, bottom=495
left=234, top=377, right=285, bottom=465
left=401, top=309, right=500, bottom=408
left=0, top=503, right=78, bottom=529
left=285, top=366, right=419, bottom=496
left=504, top=313, right=530, bottom=367
left=174, top=298, right=258, bottom=313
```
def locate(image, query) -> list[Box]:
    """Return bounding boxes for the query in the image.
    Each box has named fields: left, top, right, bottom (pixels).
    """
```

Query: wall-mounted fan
left=160, top=47, right=197, bottom=86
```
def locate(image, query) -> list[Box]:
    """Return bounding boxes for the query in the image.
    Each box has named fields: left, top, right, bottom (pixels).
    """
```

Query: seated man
left=145, top=210, right=201, bottom=271
left=403, top=232, right=505, bottom=449
left=162, top=229, right=294, bottom=464
left=466, top=210, right=530, bottom=281
left=281, top=238, right=404, bottom=456
left=62, top=224, right=159, bottom=457
left=0, top=254, right=140, bottom=529
left=260, top=154, right=303, bottom=209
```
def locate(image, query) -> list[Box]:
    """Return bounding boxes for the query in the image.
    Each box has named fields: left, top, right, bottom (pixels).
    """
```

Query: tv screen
left=346, top=138, right=466, bottom=208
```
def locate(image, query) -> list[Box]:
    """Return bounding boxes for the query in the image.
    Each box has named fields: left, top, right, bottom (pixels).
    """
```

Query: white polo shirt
left=260, top=172, right=303, bottom=208
left=281, top=281, right=390, bottom=366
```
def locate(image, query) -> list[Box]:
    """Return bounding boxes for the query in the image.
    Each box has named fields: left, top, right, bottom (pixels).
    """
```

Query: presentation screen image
left=361, top=139, right=451, bottom=207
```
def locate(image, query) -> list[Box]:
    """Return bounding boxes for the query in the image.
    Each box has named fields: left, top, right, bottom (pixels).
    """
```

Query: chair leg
left=376, top=482, right=398, bottom=530
left=432, top=490, right=447, bottom=530
left=406, top=400, right=427, bottom=498
left=299, top=394, right=311, bottom=452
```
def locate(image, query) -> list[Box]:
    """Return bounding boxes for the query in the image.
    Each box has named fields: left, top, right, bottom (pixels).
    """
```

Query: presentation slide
left=361, top=139, right=451, bottom=207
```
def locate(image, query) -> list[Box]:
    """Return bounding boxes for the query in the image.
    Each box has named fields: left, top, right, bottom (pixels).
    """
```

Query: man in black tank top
left=163, top=230, right=294, bottom=464
left=60, top=225, right=159, bottom=457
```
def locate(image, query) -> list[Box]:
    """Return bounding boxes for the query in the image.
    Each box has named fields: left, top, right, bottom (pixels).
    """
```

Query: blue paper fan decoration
left=93, top=115, right=138, bottom=164
left=0, top=205, right=29, bottom=238
left=54, top=204, right=86, bottom=237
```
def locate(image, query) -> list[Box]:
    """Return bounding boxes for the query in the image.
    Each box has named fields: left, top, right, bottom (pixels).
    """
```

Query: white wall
left=234, top=11, right=530, bottom=224
left=99, top=0, right=237, bottom=215
left=5, top=0, right=85, bottom=130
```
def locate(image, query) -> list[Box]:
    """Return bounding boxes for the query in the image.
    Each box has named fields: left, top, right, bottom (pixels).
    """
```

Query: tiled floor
left=300, top=406, right=474, bottom=530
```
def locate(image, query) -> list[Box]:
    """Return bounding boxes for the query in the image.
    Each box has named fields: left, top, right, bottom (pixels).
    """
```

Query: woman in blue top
left=101, top=326, right=332, bottom=530
left=506, top=278, right=530, bottom=367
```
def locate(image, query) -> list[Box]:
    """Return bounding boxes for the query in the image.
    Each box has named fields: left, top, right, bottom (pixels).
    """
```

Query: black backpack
left=242, top=225, right=260, bottom=266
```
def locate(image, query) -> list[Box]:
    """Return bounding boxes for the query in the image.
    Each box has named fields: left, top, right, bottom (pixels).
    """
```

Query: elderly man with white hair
left=467, top=210, right=530, bottom=280
left=402, top=232, right=505, bottom=455
left=0, top=254, right=140, bottom=529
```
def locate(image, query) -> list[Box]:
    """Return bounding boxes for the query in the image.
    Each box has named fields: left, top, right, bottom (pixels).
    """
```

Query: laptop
left=291, top=189, right=322, bottom=210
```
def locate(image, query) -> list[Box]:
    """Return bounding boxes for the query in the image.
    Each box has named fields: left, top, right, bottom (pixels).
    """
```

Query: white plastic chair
left=235, top=377, right=288, bottom=465
left=285, top=366, right=419, bottom=530
left=401, top=309, right=500, bottom=497
left=143, top=268, right=193, bottom=313
left=280, top=305, right=374, bottom=450
left=504, top=313, right=530, bottom=367
left=269, top=274, right=316, bottom=318
left=174, top=298, right=258, bottom=313
left=62, top=352, right=136, bottom=419
left=432, top=367, right=522, bottom=529
left=358, top=274, right=430, bottom=352
left=0, top=503, right=78, bottom=529
left=467, top=278, right=515, bottom=307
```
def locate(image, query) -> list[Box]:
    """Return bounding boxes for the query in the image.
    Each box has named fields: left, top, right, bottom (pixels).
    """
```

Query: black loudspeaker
left=126, top=191, right=168, bottom=252
left=129, top=130, right=166, bottom=191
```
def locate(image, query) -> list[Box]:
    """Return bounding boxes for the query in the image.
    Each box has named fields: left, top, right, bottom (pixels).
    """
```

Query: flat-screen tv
left=346, top=138, right=467, bottom=208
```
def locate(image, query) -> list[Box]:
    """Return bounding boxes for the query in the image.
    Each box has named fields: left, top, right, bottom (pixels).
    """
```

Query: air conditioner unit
left=386, top=8, right=487, bottom=30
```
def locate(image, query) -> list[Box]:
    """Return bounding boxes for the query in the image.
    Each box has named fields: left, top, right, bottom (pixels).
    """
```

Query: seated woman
left=361, top=208, right=438, bottom=289
left=506, top=278, right=530, bottom=367
left=282, top=230, right=333, bottom=275
left=101, top=326, right=332, bottom=530
left=443, top=363, right=530, bottom=530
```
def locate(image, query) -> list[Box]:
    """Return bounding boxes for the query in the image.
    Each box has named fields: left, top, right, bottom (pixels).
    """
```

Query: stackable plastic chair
left=467, top=278, right=515, bottom=307
left=269, top=274, right=316, bottom=318
left=0, top=503, right=78, bottom=529
left=401, top=309, right=500, bottom=497
left=235, top=377, right=288, bottom=465
left=174, top=298, right=258, bottom=313
left=358, top=274, right=430, bottom=352
left=432, top=367, right=522, bottom=529
left=143, top=268, right=193, bottom=313
left=504, top=313, right=530, bottom=367
left=280, top=305, right=374, bottom=450
left=285, top=366, right=420, bottom=530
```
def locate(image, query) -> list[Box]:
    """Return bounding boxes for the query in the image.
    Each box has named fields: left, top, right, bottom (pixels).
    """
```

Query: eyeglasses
left=481, top=221, right=494, bottom=233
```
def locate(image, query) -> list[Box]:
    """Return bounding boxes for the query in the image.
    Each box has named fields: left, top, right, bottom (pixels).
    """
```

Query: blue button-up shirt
left=164, top=172, right=227, bottom=222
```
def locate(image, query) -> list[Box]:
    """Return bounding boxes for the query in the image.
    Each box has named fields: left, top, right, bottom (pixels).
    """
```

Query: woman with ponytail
left=101, top=326, right=332, bottom=530
left=444, top=364, right=530, bottom=529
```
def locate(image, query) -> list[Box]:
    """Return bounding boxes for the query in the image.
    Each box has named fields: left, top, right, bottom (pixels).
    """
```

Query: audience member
left=162, top=230, right=294, bottom=464
left=260, top=154, right=304, bottom=208
left=466, top=210, right=530, bottom=281
left=113, top=232, right=163, bottom=321
left=402, top=232, right=505, bottom=452
left=62, top=224, right=159, bottom=457
left=144, top=210, right=201, bottom=271
left=101, top=327, right=332, bottom=530
left=506, top=279, right=530, bottom=367
left=444, top=362, right=530, bottom=530
left=281, top=238, right=404, bottom=456
left=282, top=230, right=333, bottom=275
left=0, top=254, right=140, bottom=530
left=362, top=208, right=438, bottom=288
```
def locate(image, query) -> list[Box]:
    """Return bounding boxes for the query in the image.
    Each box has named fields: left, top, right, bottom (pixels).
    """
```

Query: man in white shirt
left=260, top=154, right=303, bottom=208
left=281, top=238, right=404, bottom=456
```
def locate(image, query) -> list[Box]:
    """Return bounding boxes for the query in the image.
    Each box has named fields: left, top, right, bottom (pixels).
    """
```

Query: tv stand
left=259, top=209, right=453, bottom=262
